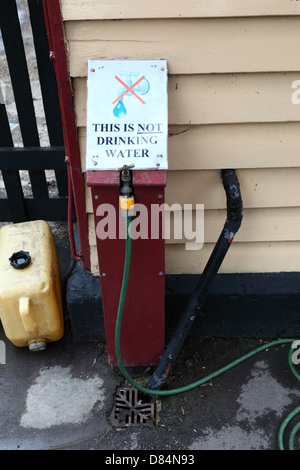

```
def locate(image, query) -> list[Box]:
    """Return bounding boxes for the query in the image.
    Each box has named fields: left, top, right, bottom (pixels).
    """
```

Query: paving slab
left=1, top=318, right=300, bottom=452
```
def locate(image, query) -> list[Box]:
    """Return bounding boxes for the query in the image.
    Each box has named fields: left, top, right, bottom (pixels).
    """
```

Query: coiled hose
left=115, top=217, right=300, bottom=449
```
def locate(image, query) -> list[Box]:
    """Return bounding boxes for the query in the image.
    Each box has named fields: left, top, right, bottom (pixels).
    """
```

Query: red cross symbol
left=112, top=75, right=146, bottom=105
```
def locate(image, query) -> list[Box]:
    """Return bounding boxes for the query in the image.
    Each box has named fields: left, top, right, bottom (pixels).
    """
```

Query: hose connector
left=116, top=164, right=135, bottom=218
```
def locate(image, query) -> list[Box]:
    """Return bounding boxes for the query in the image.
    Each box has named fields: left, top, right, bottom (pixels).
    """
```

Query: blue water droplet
left=113, top=99, right=126, bottom=118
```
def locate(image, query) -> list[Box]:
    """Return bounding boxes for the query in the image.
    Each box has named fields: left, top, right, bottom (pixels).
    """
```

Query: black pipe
left=147, top=169, right=243, bottom=390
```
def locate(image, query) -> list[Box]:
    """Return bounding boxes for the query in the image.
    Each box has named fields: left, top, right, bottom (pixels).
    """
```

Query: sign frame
left=86, top=59, right=168, bottom=171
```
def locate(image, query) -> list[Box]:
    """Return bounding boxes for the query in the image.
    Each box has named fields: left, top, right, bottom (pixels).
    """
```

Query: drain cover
left=111, top=387, right=155, bottom=427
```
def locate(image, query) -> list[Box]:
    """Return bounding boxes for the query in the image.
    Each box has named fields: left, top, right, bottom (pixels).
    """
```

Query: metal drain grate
left=111, top=387, right=155, bottom=427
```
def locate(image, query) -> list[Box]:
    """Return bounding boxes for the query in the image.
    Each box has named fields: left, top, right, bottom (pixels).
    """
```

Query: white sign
left=86, top=60, right=168, bottom=171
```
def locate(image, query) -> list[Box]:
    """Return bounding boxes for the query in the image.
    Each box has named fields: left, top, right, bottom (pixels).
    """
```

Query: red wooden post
left=87, top=170, right=166, bottom=366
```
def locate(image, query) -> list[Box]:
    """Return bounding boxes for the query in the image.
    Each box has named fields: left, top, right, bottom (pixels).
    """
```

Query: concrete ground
left=0, top=237, right=300, bottom=452
left=1, top=310, right=300, bottom=452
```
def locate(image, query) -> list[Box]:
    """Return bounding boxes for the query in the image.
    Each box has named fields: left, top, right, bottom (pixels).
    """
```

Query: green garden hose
left=115, top=217, right=300, bottom=449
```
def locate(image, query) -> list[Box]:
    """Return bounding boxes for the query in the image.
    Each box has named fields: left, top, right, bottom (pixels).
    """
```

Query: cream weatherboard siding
left=60, top=0, right=300, bottom=20
left=59, top=0, right=300, bottom=275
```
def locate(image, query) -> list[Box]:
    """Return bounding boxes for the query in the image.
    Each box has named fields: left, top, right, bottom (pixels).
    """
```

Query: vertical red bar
left=87, top=170, right=166, bottom=366
left=42, top=0, right=90, bottom=269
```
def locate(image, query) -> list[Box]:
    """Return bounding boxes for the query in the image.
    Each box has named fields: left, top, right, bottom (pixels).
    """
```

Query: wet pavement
left=0, top=240, right=300, bottom=452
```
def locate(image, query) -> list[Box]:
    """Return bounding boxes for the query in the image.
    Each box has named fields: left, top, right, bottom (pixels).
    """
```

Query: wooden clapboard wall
left=60, top=0, right=300, bottom=275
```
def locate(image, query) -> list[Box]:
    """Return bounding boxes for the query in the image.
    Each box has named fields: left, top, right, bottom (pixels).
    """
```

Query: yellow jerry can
left=0, top=220, right=64, bottom=351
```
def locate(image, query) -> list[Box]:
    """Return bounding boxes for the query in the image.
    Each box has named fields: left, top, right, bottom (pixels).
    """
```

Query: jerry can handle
left=19, top=297, right=36, bottom=334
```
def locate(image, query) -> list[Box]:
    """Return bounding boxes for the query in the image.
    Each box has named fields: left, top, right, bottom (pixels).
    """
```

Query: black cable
left=147, top=169, right=243, bottom=390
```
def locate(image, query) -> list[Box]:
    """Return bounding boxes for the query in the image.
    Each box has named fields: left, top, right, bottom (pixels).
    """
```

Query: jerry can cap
left=9, top=251, right=31, bottom=269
